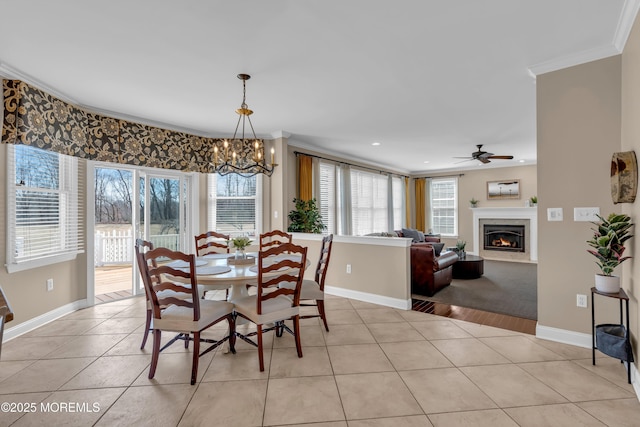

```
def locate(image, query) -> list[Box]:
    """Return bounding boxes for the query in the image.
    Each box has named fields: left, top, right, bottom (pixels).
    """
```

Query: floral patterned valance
left=1, top=79, right=224, bottom=173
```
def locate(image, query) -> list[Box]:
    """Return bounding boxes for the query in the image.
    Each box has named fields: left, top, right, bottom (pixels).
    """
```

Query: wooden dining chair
left=233, top=242, right=307, bottom=371
left=135, top=239, right=158, bottom=349
left=280, top=234, right=333, bottom=331
left=195, top=231, right=230, bottom=256
left=259, top=229, right=292, bottom=251
left=137, top=246, right=236, bottom=385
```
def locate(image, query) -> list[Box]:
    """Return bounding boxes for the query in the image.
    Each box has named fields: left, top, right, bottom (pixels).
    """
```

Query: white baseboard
left=324, top=286, right=411, bottom=310
left=537, top=323, right=640, bottom=402
left=536, top=324, right=593, bottom=348
left=3, top=299, right=89, bottom=342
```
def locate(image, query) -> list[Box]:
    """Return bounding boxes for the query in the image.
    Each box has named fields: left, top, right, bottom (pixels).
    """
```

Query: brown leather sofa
left=394, top=229, right=458, bottom=296
left=410, top=245, right=459, bottom=296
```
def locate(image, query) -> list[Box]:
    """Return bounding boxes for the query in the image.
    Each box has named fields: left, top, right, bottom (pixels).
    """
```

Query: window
left=207, top=173, right=262, bottom=237
left=319, top=162, right=337, bottom=234
left=391, top=176, right=405, bottom=230
left=350, top=169, right=388, bottom=236
left=317, top=160, right=405, bottom=236
left=429, top=177, right=458, bottom=236
left=6, top=144, right=84, bottom=272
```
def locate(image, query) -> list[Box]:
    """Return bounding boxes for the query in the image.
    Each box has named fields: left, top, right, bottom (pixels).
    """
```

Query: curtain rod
left=294, top=151, right=409, bottom=178
left=416, top=173, right=465, bottom=179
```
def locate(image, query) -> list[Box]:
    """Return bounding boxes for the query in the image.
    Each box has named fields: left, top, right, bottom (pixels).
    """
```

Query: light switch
left=574, top=207, right=600, bottom=222
left=547, top=208, right=563, bottom=221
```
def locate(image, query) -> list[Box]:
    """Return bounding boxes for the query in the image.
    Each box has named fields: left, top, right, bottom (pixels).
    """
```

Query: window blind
left=350, top=169, right=388, bottom=236
left=391, top=176, right=405, bottom=230
left=319, top=162, right=336, bottom=234
left=6, top=144, right=84, bottom=269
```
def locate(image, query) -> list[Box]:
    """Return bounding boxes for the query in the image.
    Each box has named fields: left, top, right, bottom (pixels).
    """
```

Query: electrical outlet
left=46, top=278, right=54, bottom=292
left=577, top=294, right=587, bottom=308
left=346, top=264, right=352, bottom=274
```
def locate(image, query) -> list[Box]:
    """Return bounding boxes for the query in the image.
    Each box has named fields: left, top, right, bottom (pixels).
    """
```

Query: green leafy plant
left=287, top=198, right=326, bottom=233
left=231, top=236, right=252, bottom=250
left=470, top=198, right=479, bottom=207
left=587, top=213, right=634, bottom=276
left=529, top=196, right=538, bottom=205
left=456, top=240, right=466, bottom=251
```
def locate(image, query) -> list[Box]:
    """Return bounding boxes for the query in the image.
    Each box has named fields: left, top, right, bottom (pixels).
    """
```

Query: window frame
left=429, top=177, right=458, bottom=237
left=6, top=144, right=83, bottom=273
left=207, top=173, right=263, bottom=238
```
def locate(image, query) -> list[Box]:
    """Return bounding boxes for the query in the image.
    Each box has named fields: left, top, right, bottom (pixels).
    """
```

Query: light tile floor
left=1, top=293, right=640, bottom=426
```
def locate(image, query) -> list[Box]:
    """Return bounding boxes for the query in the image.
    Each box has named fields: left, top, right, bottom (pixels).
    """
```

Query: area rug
left=413, top=260, right=537, bottom=320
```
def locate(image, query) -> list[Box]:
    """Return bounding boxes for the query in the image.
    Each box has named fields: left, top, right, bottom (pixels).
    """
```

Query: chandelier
left=211, top=74, right=276, bottom=176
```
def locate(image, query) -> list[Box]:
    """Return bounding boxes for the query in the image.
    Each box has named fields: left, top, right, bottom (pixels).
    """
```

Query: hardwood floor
left=412, top=298, right=537, bottom=335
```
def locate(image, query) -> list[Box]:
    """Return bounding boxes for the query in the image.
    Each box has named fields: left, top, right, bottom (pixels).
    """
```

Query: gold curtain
left=298, top=154, right=313, bottom=201
left=404, top=176, right=410, bottom=227
left=415, top=178, right=426, bottom=231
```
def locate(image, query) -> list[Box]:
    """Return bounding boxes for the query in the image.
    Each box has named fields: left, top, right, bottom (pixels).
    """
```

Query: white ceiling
left=0, top=0, right=637, bottom=174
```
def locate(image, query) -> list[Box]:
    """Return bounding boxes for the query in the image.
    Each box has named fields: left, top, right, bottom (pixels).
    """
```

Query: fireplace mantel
left=471, top=207, right=537, bottom=261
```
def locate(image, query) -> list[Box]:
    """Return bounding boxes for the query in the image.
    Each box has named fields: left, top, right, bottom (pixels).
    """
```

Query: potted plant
left=469, top=198, right=479, bottom=208
left=456, top=240, right=467, bottom=259
left=287, top=198, right=326, bottom=233
left=587, top=213, right=634, bottom=293
left=529, top=196, right=538, bottom=207
left=231, top=236, right=252, bottom=259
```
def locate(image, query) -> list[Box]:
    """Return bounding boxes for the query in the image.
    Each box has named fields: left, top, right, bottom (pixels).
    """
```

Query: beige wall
left=537, top=55, right=623, bottom=336
left=292, top=233, right=412, bottom=303
left=0, top=143, right=88, bottom=326
left=622, top=11, right=640, bottom=373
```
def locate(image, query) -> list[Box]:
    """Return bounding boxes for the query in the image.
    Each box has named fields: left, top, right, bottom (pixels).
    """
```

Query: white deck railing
left=94, top=230, right=180, bottom=266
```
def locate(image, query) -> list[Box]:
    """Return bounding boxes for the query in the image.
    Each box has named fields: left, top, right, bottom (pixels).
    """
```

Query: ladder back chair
left=233, top=242, right=307, bottom=371
left=259, top=229, right=292, bottom=251
left=137, top=246, right=236, bottom=385
left=195, top=231, right=230, bottom=256
left=281, top=234, right=333, bottom=331
left=135, top=239, right=202, bottom=348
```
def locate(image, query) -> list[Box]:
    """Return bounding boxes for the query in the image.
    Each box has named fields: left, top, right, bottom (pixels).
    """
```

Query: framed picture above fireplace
left=487, top=179, right=520, bottom=200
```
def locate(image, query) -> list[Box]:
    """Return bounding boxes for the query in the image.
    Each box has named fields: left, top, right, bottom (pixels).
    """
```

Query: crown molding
left=0, top=61, right=234, bottom=140
left=270, top=130, right=292, bottom=139
left=614, top=0, right=640, bottom=51
left=528, top=0, right=640, bottom=76
left=527, top=44, right=620, bottom=76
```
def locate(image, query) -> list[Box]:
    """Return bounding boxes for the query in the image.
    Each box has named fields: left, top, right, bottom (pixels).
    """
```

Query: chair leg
left=317, top=300, right=329, bottom=332
left=141, top=309, right=152, bottom=349
left=257, top=324, right=264, bottom=372
left=228, top=315, right=236, bottom=354
left=185, top=333, right=190, bottom=348
left=191, top=331, right=200, bottom=385
left=293, top=315, right=303, bottom=358
left=149, top=329, right=161, bottom=379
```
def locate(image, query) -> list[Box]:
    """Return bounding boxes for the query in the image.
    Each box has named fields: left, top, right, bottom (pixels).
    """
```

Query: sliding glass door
left=92, top=164, right=193, bottom=303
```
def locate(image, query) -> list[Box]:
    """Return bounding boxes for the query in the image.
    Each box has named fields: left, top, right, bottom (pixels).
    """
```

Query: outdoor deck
left=94, top=265, right=134, bottom=303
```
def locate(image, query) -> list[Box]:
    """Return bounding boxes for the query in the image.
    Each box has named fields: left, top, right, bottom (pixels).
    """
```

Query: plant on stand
left=287, top=198, right=326, bottom=233
left=231, top=236, right=252, bottom=259
left=587, top=213, right=634, bottom=293
left=456, top=240, right=467, bottom=259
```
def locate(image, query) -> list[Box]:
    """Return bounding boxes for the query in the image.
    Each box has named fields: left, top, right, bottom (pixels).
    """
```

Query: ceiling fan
left=454, top=144, right=514, bottom=164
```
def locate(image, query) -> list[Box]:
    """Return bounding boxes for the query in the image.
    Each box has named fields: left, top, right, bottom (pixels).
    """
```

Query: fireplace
left=483, top=224, right=525, bottom=253
left=472, top=207, right=537, bottom=262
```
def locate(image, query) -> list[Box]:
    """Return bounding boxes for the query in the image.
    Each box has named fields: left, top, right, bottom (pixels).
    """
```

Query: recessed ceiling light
left=372, top=142, right=381, bottom=146
left=519, top=159, right=525, bottom=163
left=423, top=161, right=430, bottom=164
